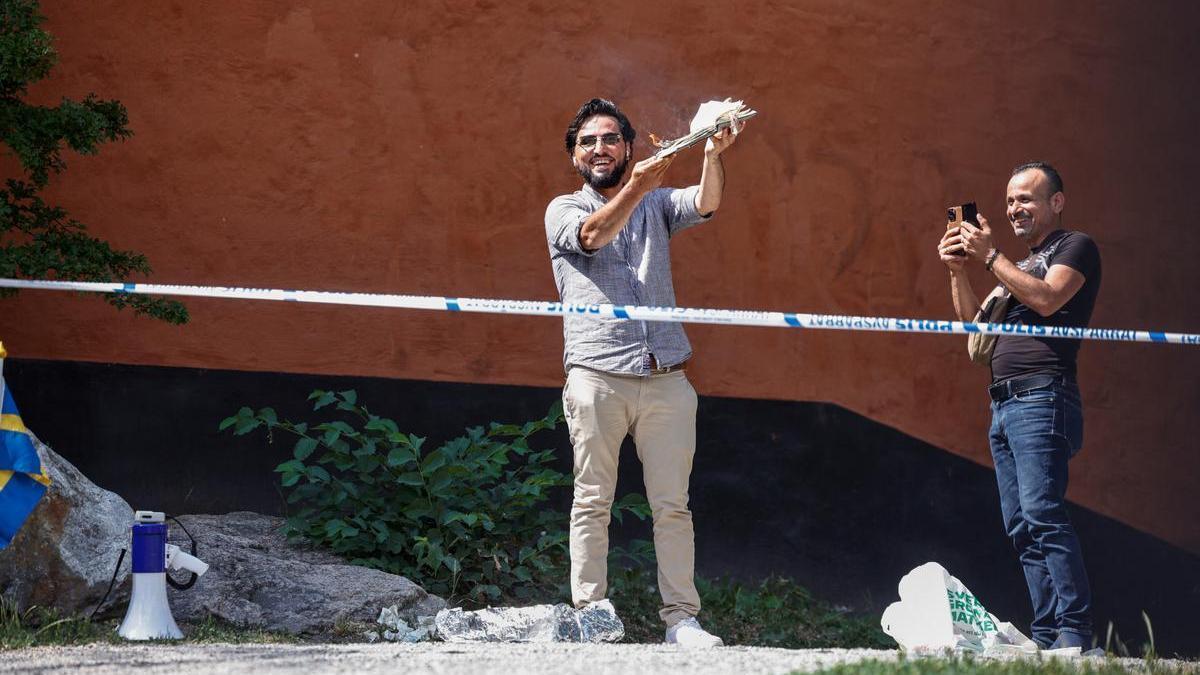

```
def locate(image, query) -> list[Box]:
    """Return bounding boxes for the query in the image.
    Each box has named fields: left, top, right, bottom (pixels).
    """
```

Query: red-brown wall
left=3, top=1, right=1198, bottom=553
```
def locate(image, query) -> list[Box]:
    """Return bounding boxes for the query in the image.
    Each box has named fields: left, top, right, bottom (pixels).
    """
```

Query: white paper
left=689, top=99, right=748, bottom=134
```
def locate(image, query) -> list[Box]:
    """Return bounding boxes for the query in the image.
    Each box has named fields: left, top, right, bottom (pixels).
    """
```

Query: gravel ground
left=4, top=643, right=1193, bottom=675
left=0, top=643, right=900, bottom=675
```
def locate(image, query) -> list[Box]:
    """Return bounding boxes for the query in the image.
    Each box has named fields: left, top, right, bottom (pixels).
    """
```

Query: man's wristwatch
left=985, top=248, right=1000, bottom=271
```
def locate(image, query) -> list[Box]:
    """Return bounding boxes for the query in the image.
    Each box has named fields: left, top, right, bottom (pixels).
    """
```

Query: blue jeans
left=988, top=376, right=1092, bottom=648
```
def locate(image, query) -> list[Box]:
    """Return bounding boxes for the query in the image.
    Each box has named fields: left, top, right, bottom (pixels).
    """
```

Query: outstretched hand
left=627, top=153, right=676, bottom=194
left=705, top=116, right=745, bottom=158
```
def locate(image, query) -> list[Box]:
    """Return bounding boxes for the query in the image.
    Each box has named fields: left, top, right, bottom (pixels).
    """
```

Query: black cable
left=165, top=515, right=199, bottom=591
left=89, top=547, right=126, bottom=621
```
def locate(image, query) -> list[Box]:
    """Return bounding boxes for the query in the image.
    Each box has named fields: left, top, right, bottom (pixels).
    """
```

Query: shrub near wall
left=223, top=390, right=646, bottom=606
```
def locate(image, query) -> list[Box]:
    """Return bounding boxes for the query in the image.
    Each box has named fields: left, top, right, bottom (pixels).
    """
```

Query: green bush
left=222, top=390, right=646, bottom=606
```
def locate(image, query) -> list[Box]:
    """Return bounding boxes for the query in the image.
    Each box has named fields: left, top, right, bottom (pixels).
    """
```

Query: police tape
left=1, top=278, right=1197, bottom=346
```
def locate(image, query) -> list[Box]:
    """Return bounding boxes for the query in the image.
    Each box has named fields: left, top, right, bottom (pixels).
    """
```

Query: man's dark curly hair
left=563, top=98, right=636, bottom=154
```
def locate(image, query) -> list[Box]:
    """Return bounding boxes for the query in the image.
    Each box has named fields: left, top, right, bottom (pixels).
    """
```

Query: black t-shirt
left=990, top=230, right=1102, bottom=383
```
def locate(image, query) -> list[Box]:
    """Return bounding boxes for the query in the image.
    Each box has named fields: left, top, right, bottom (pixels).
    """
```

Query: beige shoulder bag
left=967, top=284, right=1011, bottom=365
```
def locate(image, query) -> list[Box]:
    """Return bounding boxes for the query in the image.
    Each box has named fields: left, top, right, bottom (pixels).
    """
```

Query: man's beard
left=576, top=155, right=628, bottom=190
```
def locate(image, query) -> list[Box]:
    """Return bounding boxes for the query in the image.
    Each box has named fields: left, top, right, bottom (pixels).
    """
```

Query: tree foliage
left=0, top=0, right=186, bottom=323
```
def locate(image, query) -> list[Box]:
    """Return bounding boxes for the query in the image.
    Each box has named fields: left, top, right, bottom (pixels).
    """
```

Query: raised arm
left=694, top=122, right=744, bottom=216
left=939, top=227, right=983, bottom=320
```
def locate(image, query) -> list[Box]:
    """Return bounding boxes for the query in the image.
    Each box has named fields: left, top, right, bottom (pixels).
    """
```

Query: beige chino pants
left=561, top=366, right=700, bottom=627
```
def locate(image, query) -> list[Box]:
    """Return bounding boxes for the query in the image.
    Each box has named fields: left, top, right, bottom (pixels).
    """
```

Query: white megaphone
left=118, top=510, right=209, bottom=640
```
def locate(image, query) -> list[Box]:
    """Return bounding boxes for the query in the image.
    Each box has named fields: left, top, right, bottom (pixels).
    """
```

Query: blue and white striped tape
left=1, top=278, right=1196, bottom=346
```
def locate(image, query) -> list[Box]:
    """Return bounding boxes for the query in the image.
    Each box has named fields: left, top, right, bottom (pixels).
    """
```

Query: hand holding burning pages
left=649, top=99, right=757, bottom=158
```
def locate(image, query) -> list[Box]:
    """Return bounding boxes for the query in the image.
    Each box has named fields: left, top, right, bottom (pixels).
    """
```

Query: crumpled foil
left=435, top=599, right=624, bottom=643
left=366, top=605, right=437, bottom=643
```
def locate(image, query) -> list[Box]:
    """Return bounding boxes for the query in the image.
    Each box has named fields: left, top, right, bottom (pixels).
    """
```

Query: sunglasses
left=576, top=133, right=623, bottom=150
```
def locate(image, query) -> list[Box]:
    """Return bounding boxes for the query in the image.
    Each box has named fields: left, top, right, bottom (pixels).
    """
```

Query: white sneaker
left=665, top=617, right=724, bottom=647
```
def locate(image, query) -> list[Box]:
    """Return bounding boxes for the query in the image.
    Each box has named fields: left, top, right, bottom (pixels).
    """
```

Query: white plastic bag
left=881, top=562, right=1038, bottom=655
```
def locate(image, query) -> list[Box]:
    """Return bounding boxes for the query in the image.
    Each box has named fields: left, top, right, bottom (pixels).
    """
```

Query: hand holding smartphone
left=945, top=202, right=977, bottom=256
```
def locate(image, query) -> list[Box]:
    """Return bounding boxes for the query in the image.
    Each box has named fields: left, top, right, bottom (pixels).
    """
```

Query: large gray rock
left=0, top=434, right=133, bottom=615
left=168, top=512, right=446, bottom=634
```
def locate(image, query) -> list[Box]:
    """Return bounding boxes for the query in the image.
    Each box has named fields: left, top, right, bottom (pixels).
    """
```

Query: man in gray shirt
left=545, top=98, right=744, bottom=647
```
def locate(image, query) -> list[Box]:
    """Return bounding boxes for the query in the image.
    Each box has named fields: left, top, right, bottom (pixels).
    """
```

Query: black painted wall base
left=6, top=359, right=1198, bottom=655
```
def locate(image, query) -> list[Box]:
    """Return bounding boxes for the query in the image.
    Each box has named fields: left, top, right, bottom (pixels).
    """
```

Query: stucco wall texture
left=2, top=2, right=1198, bottom=553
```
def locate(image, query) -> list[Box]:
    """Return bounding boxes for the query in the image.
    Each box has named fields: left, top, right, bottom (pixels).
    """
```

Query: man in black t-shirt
left=937, top=162, right=1101, bottom=651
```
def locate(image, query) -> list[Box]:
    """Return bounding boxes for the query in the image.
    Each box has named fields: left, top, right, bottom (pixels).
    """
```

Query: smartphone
left=946, top=202, right=978, bottom=227
left=945, top=202, right=977, bottom=256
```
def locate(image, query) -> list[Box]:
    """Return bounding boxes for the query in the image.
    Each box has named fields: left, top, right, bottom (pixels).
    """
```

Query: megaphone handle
left=166, top=570, right=198, bottom=591
left=164, top=515, right=201, bottom=591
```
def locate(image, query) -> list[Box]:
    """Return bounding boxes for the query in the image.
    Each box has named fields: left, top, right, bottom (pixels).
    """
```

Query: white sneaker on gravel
left=665, top=617, right=724, bottom=647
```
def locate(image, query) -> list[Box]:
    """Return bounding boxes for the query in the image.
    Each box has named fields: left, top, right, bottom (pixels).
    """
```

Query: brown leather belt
left=646, top=354, right=688, bottom=375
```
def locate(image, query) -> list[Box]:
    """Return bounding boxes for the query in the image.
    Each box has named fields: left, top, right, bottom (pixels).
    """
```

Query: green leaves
left=386, top=447, right=416, bottom=467
left=0, top=0, right=55, bottom=95
left=222, top=389, right=574, bottom=605
left=275, top=459, right=305, bottom=488
left=323, top=519, right=359, bottom=539
left=0, top=2, right=187, bottom=324
left=308, top=390, right=337, bottom=410
left=394, top=472, right=423, bottom=486
left=219, top=407, right=263, bottom=436
left=293, top=437, right=318, bottom=461
left=611, top=493, right=652, bottom=525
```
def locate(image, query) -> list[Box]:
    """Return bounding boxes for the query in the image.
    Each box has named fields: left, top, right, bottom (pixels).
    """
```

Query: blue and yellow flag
left=0, top=342, right=51, bottom=549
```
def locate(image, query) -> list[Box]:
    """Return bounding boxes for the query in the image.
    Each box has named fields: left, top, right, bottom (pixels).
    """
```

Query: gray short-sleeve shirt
left=545, top=183, right=711, bottom=376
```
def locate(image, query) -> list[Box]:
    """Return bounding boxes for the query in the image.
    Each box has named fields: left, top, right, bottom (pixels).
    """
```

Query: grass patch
left=815, top=657, right=1196, bottom=675
left=0, top=597, right=297, bottom=649
left=608, top=567, right=893, bottom=648
left=1, top=598, right=114, bottom=649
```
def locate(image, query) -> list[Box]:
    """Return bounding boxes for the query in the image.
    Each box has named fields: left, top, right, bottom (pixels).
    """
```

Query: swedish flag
left=0, top=342, right=51, bottom=549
